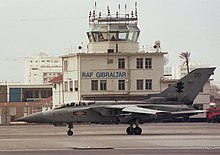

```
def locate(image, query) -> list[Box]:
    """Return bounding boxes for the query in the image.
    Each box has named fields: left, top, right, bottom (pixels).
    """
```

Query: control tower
left=87, top=3, right=140, bottom=53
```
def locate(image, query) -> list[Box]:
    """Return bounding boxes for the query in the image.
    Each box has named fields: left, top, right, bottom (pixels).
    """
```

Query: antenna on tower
left=107, top=6, right=110, bottom=16
left=94, top=2, right=97, bottom=12
left=131, top=11, right=134, bottom=17
left=135, top=2, right=138, bottom=17
left=118, top=4, right=121, bottom=17
left=93, top=2, right=97, bottom=17
left=89, top=11, right=91, bottom=18
left=92, top=10, right=95, bottom=17
left=125, top=4, right=127, bottom=15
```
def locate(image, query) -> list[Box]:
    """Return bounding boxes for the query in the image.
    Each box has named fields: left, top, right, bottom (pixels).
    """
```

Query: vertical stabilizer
left=158, top=67, right=215, bottom=104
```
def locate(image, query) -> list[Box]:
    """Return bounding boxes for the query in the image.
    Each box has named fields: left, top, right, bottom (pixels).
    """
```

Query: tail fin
left=158, top=67, right=215, bottom=104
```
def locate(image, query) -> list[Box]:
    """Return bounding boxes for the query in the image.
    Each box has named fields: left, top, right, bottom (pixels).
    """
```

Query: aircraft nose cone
left=17, top=112, right=44, bottom=123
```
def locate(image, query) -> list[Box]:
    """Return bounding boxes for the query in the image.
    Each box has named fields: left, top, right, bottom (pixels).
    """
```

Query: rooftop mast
left=89, top=2, right=138, bottom=26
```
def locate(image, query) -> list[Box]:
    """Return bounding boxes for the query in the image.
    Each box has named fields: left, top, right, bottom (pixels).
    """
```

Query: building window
left=136, top=58, right=143, bottom=69
left=53, top=84, right=57, bottom=89
left=145, top=79, right=152, bottom=90
left=100, top=80, right=107, bottom=90
left=107, top=59, right=113, bottom=64
left=91, top=80, right=98, bottom=91
left=74, top=80, right=78, bottom=91
left=8, top=107, right=16, bottom=116
left=64, top=81, right=68, bottom=92
left=137, top=79, right=143, bottom=90
left=118, top=58, right=125, bottom=69
left=41, top=90, right=47, bottom=98
left=69, top=81, right=73, bottom=92
left=34, top=90, right=39, bottom=98
left=145, top=58, right=152, bottom=69
left=63, top=59, right=68, bottom=71
left=23, top=106, right=30, bottom=114
left=26, top=90, right=33, bottom=98
left=43, top=78, right=47, bottom=82
left=118, top=80, right=125, bottom=90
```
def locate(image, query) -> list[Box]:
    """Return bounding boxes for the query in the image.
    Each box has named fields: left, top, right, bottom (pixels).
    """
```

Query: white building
left=51, top=7, right=213, bottom=111
left=51, top=8, right=168, bottom=108
left=24, top=53, right=62, bottom=84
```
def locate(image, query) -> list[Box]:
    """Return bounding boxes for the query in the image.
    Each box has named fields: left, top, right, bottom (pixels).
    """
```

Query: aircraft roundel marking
left=73, top=111, right=87, bottom=115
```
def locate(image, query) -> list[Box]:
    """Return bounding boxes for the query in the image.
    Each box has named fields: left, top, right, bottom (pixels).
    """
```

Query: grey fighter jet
left=18, top=67, right=215, bottom=136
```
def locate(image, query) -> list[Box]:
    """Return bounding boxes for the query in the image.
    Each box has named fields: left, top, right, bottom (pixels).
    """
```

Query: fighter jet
left=18, top=67, right=215, bottom=136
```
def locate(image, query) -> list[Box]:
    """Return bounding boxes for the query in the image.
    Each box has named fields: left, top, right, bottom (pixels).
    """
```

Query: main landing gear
left=67, top=123, right=74, bottom=136
left=126, top=125, right=142, bottom=135
left=126, top=119, right=142, bottom=135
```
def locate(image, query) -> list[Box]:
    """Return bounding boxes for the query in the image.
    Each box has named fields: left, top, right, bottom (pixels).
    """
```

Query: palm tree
left=179, top=51, right=191, bottom=74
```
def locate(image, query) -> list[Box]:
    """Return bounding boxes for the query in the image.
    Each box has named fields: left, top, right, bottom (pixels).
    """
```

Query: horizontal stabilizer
left=172, top=110, right=206, bottom=115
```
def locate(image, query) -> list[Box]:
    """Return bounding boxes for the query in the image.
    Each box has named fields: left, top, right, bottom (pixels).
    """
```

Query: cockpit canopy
left=87, top=24, right=140, bottom=43
left=55, top=100, right=95, bottom=109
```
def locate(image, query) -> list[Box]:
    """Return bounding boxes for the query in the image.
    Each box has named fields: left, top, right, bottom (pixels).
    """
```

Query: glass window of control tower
left=92, top=32, right=108, bottom=42
left=119, top=32, right=128, bottom=41
left=110, top=32, right=118, bottom=41
left=128, top=31, right=139, bottom=42
left=87, top=32, right=93, bottom=42
left=89, top=24, right=139, bottom=42
left=128, top=25, right=140, bottom=42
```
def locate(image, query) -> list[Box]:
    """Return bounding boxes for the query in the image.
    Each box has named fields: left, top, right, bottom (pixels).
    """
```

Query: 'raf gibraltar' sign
left=81, top=71, right=127, bottom=78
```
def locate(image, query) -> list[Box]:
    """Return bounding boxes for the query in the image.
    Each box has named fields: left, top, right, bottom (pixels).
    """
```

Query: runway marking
left=80, top=131, right=94, bottom=134
left=0, top=139, right=43, bottom=141
left=0, top=149, right=72, bottom=152
left=0, top=146, right=219, bottom=152
left=72, top=147, right=114, bottom=150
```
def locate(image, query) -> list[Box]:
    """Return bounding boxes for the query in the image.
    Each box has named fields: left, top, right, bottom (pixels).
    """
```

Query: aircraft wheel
left=212, top=118, right=216, bottom=123
left=126, top=127, right=134, bottom=135
left=67, top=130, right=73, bottom=136
left=134, top=126, right=142, bottom=135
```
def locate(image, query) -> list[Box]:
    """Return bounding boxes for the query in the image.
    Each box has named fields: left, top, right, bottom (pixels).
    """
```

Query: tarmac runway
left=0, top=123, right=220, bottom=155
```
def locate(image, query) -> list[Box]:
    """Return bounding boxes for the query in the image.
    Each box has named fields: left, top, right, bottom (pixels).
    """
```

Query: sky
left=0, top=0, right=219, bottom=82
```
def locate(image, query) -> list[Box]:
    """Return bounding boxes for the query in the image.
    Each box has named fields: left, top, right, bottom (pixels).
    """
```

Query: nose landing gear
left=67, top=123, right=74, bottom=136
